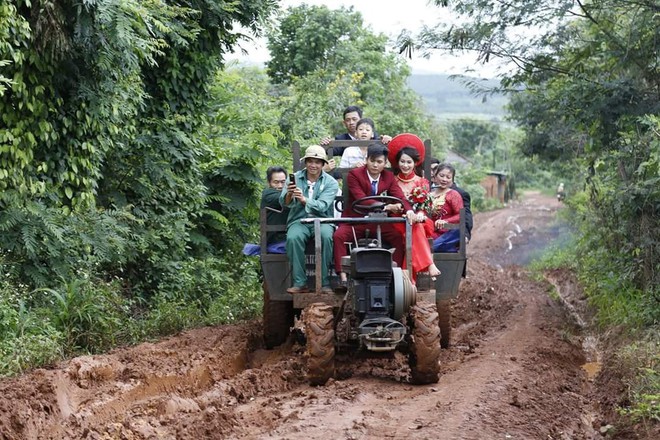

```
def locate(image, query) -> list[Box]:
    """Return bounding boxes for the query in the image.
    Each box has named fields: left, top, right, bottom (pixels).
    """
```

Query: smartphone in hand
left=289, top=173, right=296, bottom=185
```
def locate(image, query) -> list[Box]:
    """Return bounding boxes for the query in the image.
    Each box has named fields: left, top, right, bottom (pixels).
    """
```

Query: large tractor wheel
left=263, top=282, right=293, bottom=349
left=303, top=303, right=335, bottom=386
left=437, top=299, right=452, bottom=349
left=408, top=301, right=441, bottom=384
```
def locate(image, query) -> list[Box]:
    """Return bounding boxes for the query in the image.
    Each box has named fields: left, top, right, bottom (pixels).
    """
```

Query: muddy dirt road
left=1, top=192, right=606, bottom=439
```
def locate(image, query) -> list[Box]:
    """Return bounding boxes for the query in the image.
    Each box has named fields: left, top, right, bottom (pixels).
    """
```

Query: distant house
left=481, top=171, right=508, bottom=203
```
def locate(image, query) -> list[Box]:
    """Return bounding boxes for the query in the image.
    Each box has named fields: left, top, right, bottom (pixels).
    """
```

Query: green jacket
left=261, top=187, right=288, bottom=244
left=279, top=170, right=338, bottom=226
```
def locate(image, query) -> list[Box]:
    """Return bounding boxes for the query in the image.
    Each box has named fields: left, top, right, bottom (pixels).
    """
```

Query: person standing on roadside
left=556, top=182, right=565, bottom=202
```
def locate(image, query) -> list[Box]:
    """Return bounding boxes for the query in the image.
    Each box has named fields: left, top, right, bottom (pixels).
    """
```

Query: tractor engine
left=347, top=245, right=416, bottom=352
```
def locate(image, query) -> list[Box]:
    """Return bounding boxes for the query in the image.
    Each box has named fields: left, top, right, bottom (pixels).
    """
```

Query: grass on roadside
left=0, top=255, right=264, bottom=377
left=615, top=335, right=660, bottom=430
left=529, top=225, right=659, bottom=431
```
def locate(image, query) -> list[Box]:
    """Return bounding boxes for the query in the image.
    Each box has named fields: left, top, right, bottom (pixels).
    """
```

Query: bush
left=0, top=253, right=265, bottom=374
left=35, top=277, right=129, bottom=354
left=156, top=255, right=262, bottom=317
left=137, top=255, right=262, bottom=336
left=205, top=275, right=262, bottom=325
left=0, top=281, right=64, bottom=376
left=455, top=166, right=505, bottom=213
left=616, top=335, right=660, bottom=427
left=139, top=296, right=205, bottom=338
left=0, top=330, right=64, bottom=377
left=571, top=221, right=659, bottom=328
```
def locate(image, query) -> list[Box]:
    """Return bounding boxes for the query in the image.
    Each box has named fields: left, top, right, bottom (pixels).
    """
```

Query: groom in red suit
left=333, top=143, right=411, bottom=282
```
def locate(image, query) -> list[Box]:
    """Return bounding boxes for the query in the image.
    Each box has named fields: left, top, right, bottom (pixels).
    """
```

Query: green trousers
left=286, top=221, right=334, bottom=288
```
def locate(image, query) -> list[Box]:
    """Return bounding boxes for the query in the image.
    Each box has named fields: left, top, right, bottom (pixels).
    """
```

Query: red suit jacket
left=343, top=166, right=412, bottom=217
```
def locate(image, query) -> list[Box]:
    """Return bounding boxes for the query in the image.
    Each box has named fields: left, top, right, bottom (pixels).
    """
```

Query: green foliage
left=615, top=337, right=660, bottom=425
left=569, top=116, right=659, bottom=291
left=405, top=0, right=659, bottom=326
left=279, top=69, right=363, bottom=142
left=268, top=4, right=434, bottom=141
left=143, top=256, right=262, bottom=335
left=196, top=67, right=286, bottom=251
left=0, top=252, right=264, bottom=374
left=267, top=5, right=365, bottom=84
left=531, top=226, right=659, bottom=428
left=452, top=165, right=500, bottom=212
left=35, top=277, right=128, bottom=353
left=0, top=0, right=278, bottom=288
left=560, top=183, right=659, bottom=328
left=0, top=328, right=64, bottom=376
left=446, top=119, right=500, bottom=158
left=204, top=262, right=262, bottom=325
left=0, top=198, right=136, bottom=286
left=0, top=0, right=279, bottom=372
left=426, top=123, right=453, bottom=157
left=157, top=256, right=244, bottom=307
left=572, top=226, right=658, bottom=329
left=529, top=240, right=579, bottom=274
left=0, top=278, right=63, bottom=376
left=140, top=295, right=204, bottom=338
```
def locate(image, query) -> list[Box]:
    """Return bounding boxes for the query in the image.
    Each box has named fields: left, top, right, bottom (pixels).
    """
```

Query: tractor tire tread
left=303, top=303, right=335, bottom=386
left=408, top=301, right=441, bottom=384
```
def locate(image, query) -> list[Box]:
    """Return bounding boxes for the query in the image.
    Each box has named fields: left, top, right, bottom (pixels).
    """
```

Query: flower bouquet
left=431, top=192, right=447, bottom=217
left=408, top=179, right=432, bottom=214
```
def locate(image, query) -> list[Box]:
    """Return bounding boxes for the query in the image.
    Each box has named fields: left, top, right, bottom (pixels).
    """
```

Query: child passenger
left=339, top=118, right=377, bottom=168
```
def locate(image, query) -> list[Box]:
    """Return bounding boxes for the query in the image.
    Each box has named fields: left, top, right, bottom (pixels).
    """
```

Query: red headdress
left=387, top=133, right=426, bottom=167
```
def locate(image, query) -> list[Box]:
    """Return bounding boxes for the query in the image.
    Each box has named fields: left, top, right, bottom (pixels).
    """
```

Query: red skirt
left=393, top=219, right=434, bottom=281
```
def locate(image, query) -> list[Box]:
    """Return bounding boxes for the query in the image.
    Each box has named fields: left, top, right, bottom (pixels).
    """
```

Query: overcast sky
left=226, top=0, right=499, bottom=77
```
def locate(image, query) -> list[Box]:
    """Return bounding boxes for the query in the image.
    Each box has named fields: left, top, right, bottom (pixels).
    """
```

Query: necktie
left=371, top=180, right=378, bottom=196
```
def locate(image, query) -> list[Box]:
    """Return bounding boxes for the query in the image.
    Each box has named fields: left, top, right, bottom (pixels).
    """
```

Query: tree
left=0, top=0, right=278, bottom=288
left=398, top=0, right=659, bottom=305
left=446, top=119, right=500, bottom=159
left=267, top=5, right=435, bottom=142
left=266, top=5, right=365, bottom=84
left=195, top=66, right=286, bottom=252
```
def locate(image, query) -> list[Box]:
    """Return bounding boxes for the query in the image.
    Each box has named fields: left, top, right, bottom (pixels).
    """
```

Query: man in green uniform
left=280, top=145, right=338, bottom=294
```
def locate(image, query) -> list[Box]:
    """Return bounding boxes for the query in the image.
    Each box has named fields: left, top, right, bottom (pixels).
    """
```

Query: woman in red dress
left=388, top=134, right=441, bottom=282
left=430, top=163, right=464, bottom=239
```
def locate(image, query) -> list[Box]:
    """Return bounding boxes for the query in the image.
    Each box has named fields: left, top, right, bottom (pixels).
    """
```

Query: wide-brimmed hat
left=387, top=133, right=425, bottom=166
left=300, top=145, right=328, bottom=164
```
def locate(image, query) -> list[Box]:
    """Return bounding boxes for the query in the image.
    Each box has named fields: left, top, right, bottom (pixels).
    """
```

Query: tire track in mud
left=73, top=334, right=309, bottom=439
left=0, top=325, right=290, bottom=439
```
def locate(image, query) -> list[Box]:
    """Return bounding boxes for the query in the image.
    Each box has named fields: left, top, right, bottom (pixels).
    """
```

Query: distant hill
left=408, top=74, right=508, bottom=121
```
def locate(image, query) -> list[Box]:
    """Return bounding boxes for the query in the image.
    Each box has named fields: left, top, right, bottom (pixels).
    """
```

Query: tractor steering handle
left=352, top=195, right=406, bottom=216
